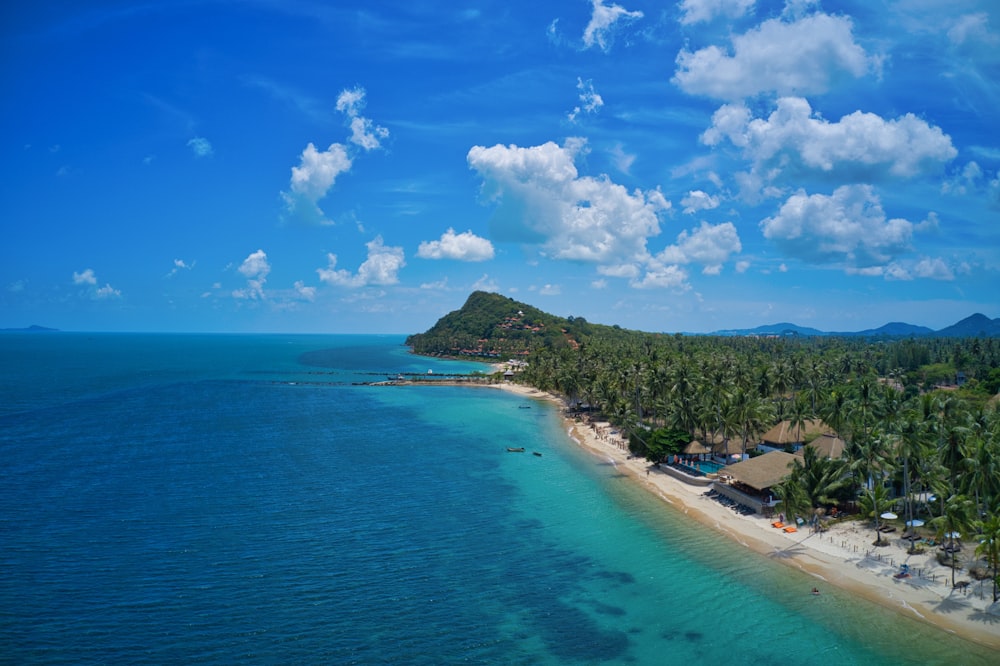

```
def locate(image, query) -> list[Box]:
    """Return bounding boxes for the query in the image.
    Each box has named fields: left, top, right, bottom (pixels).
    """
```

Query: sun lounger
left=772, top=521, right=784, bottom=528
left=783, top=526, right=797, bottom=533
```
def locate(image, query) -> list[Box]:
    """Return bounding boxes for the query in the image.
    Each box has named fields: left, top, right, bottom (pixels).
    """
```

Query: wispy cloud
left=166, top=258, right=194, bottom=278
left=567, top=78, right=604, bottom=122
left=73, top=268, right=121, bottom=299
left=187, top=137, right=213, bottom=158
left=582, top=0, right=643, bottom=52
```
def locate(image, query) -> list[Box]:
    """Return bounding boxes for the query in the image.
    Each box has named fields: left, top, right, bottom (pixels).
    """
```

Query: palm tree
left=773, top=475, right=810, bottom=524
left=819, top=388, right=850, bottom=440
left=896, top=409, right=933, bottom=539
left=961, top=410, right=1000, bottom=519
left=851, top=431, right=894, bottom=545
left=669, top=360, right=698, bottom=438
left=851, top=374, right=880, bottom=451
left=787, top=394, right=813, bottom=446
left=976, top=513, right=1000, bottom=602
left=937, top=396, right=969, bottom=495
left=798, top=445, right=850, bottom=509
left=858, top=483, right=892, bottom=546
left=727, top=388, right=773, bottom=459
left=931, top=493, right=976, bottom=587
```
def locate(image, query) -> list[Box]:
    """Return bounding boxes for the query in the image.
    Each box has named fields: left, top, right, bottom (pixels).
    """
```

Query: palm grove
left=409, top=293, right=1000, bottom=599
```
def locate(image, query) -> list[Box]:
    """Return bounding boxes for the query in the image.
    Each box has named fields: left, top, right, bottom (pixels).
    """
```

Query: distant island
left=0, top=325, right=59, bottom=332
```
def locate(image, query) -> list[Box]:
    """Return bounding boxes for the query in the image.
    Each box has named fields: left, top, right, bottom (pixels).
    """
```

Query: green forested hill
left=405, top=291, right=620, bottom=358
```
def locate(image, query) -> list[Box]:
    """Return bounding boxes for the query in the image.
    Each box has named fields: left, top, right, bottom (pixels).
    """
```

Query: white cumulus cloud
left=282, top=87, right=387, bottom=224
left=337, top=88, right=389, bottom=151
left=293, top=280, right=316, bottom=301
left=877, top=256, right=956, bottom=281
left=673, top=13, right=872, bottom=100
left=912, top=256, right=955, bottom=280
left=73, top=269, right=97, bottom=285
left=583, top=0, right=643, bottom=52
left=678, top=0, right=755, bottom=26
left=417, top=228, right=495, bottom=262
left=631, top=264, right=690, bottom=290
left=467, top=138, right=669, bottom=271
left=94, top=284, right=121, bottom=299
left=702, top=97, right=957, bottom=179
left=760, top=185, right=914, bottom=270
left=233, top=249, right=270, bottom=300
left=281, top=142, right=352, bottom=225
left=655, top=221, right=743, bottom=275
left=681, top=190, right=721, bottom=214
left=317, top=236, right=405, bottom=287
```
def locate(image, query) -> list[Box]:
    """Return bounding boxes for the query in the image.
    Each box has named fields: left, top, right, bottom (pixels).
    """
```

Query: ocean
left=0, top=333, right=995, bottom=665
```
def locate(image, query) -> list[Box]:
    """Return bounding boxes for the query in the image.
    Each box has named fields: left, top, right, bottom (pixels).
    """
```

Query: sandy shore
left=484, top=381, right=1000, bottom=650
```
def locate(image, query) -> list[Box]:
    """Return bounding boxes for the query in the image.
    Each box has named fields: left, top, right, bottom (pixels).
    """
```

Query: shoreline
left=480, top=381, right=1000, bottom=650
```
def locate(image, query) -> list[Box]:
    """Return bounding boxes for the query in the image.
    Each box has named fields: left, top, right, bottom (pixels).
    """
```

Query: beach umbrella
left=880, top=512, right=898, bottom=520
left=905, top=519, right=924, bottom=527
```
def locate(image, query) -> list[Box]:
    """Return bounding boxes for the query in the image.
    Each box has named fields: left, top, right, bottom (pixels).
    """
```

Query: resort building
left=712, top=451, right=798, bottom=515
left=796, top=433, right=847, bottom=460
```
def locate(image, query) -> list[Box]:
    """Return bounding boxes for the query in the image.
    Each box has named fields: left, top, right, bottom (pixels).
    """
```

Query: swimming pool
left=677, top=460, right=725, bottom=476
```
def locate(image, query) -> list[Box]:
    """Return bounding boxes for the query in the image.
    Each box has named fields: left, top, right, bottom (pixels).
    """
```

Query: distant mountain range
left=710, top=313, right=1000, bottom=338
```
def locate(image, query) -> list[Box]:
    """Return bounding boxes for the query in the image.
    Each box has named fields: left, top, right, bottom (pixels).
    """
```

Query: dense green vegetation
left=405, top=290, right=622, bottom=358
left=410, top=291, right=1000, bottom=599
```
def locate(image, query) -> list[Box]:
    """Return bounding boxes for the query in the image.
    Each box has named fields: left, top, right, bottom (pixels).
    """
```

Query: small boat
left=518, top=405, right=531, bottom=409
left=506, top=447, right=525, bottom=453
left=532, top=451, right=542, bottom=457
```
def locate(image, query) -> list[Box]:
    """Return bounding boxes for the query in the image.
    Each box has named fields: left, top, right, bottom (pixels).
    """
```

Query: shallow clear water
left=0, top=333, right=995, bottom=664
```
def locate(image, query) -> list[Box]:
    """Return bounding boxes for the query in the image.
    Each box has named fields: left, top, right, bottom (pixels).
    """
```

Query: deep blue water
left=1, top=333, right=996, bottom=664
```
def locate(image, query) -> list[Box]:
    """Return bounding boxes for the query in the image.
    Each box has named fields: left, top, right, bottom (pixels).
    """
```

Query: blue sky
left=2, top=0, right=998, bottom=334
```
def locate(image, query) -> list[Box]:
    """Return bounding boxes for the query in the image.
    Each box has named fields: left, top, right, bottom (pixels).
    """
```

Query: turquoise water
left=0, top=333, right=996, bottom=664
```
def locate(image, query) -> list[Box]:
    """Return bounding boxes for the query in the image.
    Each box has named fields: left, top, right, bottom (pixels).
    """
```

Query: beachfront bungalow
left=712, top=451, right=798, bottom=515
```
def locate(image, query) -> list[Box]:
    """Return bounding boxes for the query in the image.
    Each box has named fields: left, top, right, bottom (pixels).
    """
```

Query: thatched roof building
left=712, top=438, right=756, bottom=456
left=724, top=451, right=798, bottom=491
left=760, top=419, right=830, bottom=447
left=682, top=440, right=712, bottom=455
left=796, top=433, right=847, bottom=460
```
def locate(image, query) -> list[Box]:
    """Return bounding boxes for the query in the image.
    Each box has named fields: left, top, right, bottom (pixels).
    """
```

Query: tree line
left=512, top=330, right=1000, bottom=597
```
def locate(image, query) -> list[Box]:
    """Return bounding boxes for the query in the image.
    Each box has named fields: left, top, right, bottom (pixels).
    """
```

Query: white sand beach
left=489, top=382, right=1000, bottom=651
